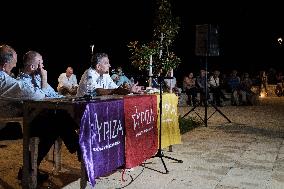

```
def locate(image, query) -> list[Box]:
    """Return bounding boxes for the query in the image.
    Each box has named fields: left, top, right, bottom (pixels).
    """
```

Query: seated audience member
left=16, top=51, right=79, bottom=181
left=208, top=70, right=228, bottom=107
left=164, top=70, right=181, bottom=94
left=227, top=70, right=246, bottom=105
left=276, top=71, right=284, bottom=85
left=111, top=66, right=131, bottom=87
left=77, top=52, right=139, bottom=97
left=240, top=72, right=256, bottom=105
left=275, top=71, right=284, bottom=96
left=183, top=72, right=197, bottom=106
left=57, top=66, right=78, bottom=96
left=219, top=73, right=230, bottom=92
left=196, top=69, right=208, bottom=106
left=267, top=67, right=277, bottom=84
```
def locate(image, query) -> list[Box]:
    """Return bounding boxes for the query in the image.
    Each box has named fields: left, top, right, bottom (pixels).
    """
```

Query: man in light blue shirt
left=111, top=66, right=131, bottom=87
left=0, top=44, right=24, bottom=117
left=0, top=45, right=18, bottom=95
left=18, top=51, right=63, bottom=98
left=0, top=45, right=48, bottom=100
left=0, top=45, right=48, bottom=119
left=14, top=50, right=79, bottom=182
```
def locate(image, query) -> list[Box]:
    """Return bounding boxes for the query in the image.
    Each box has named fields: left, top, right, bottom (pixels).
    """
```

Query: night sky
left=1, top=1, right=284, bottom=87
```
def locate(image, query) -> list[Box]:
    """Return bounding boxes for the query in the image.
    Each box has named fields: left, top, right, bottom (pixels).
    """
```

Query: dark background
left=1, top=1, right=284, bottom=88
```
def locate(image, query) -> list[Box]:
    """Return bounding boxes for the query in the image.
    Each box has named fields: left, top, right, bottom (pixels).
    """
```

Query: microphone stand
left=151, top=75, right=183, bottom=174
left=148, top=33, right=182, bottom=174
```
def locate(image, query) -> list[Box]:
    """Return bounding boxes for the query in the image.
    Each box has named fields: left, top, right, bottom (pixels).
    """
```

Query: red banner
left=124, top=95, right=158, bottom=168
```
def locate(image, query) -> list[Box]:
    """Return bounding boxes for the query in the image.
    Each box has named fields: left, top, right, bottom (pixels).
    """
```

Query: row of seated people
left=183, top=69, right=258, bottom=107
left=57, top=64, right=182, bottom=97
left=57, top=66, right=135, bottom=96
left=0, top=44, right=140, bottom=185
left=37, top=60, right=284, bottom=103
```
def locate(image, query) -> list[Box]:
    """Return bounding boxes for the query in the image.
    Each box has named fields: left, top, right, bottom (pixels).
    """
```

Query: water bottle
left=86, top=76, right=93, bottom=96
left=130, top=77, right=135, bottom=86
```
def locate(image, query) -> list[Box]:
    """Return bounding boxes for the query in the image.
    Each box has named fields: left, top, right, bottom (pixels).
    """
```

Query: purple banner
left=79, top=99, right=125, bottom=187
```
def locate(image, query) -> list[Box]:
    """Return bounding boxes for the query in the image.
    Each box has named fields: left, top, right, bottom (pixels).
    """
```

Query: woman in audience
left=183, top=72, right=197, bottom=106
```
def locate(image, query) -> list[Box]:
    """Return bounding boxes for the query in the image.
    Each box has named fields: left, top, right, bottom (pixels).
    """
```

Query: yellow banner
left=157, top=93, right=182, bottom=149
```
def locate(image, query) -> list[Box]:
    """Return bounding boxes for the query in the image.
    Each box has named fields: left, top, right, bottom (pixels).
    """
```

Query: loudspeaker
left=195, top=24, right=220, bottom=56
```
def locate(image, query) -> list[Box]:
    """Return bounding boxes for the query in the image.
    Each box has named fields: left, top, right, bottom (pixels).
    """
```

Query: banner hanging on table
left=124, top=95, right=158, bottom=168
left=79, top=99, right=125, bottom=187
left=157, top=93, right=182, bottom=149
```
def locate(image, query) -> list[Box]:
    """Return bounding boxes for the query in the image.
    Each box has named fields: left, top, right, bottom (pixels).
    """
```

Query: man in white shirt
left=57, top=66, right=78, bottom=96
left=77, top=53, right=138, bottom=97
left=209, top=70, right=228, bottom=106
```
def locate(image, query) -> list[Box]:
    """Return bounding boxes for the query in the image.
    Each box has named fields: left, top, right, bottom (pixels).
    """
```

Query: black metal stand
left=151, top=76, right=183, bottom=174
left=182, top=56, right=231, bottom=127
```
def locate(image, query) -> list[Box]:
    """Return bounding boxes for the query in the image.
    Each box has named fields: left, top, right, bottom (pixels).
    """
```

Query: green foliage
left=153, top=0, right=180, bottom=44
left=178, top=116, right=202, bottom=134
left=128, top=41, right=159, bottom=71
left=128, top=0, right=181, bottom=75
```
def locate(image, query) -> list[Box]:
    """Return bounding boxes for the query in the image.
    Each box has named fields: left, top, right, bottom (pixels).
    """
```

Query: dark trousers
left=198, top=88, right=210, bottom=106
left=30, top=109, right=79, bottom=166
left=185, top=88, right=197, bottom=106
left=210, top=87, right=225, bottom=106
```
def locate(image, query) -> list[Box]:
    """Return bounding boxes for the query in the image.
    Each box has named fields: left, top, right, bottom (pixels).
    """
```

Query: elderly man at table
left=77, top=52, right=139, bottom=97
left=57, top=66, right=78, bottom=96
left=0, top=44, right=18, bottom=91
left=0, top=44, right=25, bottom=129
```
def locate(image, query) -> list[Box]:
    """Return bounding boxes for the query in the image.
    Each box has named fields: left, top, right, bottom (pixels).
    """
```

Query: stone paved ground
left=1, top=97, right=284, bottom=189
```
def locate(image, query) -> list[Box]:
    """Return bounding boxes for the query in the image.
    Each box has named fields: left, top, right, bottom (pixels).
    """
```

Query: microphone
left=90, top=44, right=94, bottom=55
